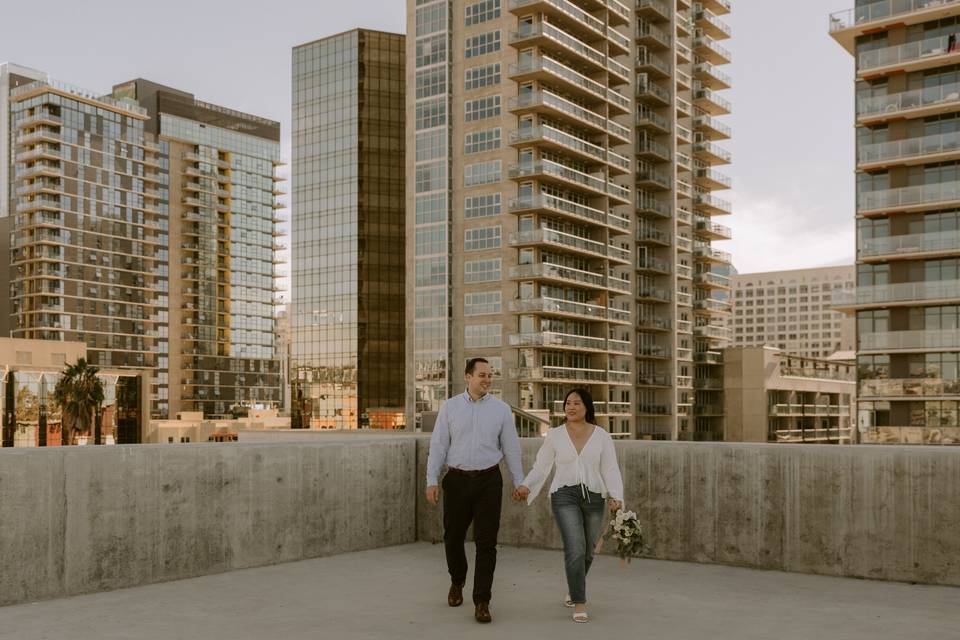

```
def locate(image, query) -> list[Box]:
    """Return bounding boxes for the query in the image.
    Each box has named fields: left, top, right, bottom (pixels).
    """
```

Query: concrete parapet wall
left=418, top=439, right=960, bottom=587
left=0, top=438, right=416, bottom=607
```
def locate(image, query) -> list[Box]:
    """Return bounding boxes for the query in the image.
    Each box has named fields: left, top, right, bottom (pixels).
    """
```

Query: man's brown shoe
left=448, top=583, right=464, bottom=607
left=475, top=601, right=492, bottom=623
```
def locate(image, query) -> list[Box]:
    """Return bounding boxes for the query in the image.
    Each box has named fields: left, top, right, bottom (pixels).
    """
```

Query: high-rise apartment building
left=9, top=81, right=166, bottom=412
left=830, top=2, right=960, bottom=445
left=730, top=266, right=856, bottom=359
left=113, top=79, right=284, bottom=419
left=405, top=0, right=734, bottom=440
left=7, top=75, right=283, bottom=422
left=290, top=30, right=406, bottom=430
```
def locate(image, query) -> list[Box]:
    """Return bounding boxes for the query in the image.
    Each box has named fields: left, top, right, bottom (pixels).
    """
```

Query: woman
left=514, top=388, right=624, bottom=623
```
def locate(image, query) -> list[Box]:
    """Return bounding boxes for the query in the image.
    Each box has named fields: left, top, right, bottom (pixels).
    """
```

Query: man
left=425, top=357, right=524, bottom=624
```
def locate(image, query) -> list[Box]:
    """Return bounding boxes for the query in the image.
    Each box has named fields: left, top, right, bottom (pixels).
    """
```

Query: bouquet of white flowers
left=602, top=508, right=648, bottom=564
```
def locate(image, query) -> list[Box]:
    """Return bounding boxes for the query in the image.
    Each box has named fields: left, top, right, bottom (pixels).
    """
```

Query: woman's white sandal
left=564, top=594, right=575, bottom=608
left=572, top=611, right=589, bottom=623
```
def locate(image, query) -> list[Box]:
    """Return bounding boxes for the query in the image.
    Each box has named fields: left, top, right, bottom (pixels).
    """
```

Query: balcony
left=508, top=194, right=626, bottom=232
left=694, top=166, right=732, bottom=190
left=694, top=271, right=731, bottom=290
left=636, top=136, right=671, bottom=162
left=637, top=164, right=671, bottom=190
left=510, top=365, right=626, bottom=384
left=637, top=373, right=671, bottom=387
left=510, top=262, right=606, bottom=290
left=858, top=81, right=960, bottom=125
left=693, top=140, right=731, bottom=165
left=636, top=314, right=672, bottom=331
left=676, top=41, right=692, bottom=64
left=637, top=284, right=672, bottom=302
left=694, top=324, right=732, bottom=342
left=694, top=244, right=732, bottom=264
left=695, top=350, right=723, bottom=364
left=858, top=130, right=960, bottom=171
left=637, top=192, right=672, bottom=218
left=636, top=48, right=670, bottom=78
left=510, top=124, right=615, bottom=170
left=636, top=77, right=671, bottom=107
left=694, top=191, right=732, bottom=216
left=695, top=298, right=732, bottom=315
left=860, top=230, right=960, bottom=260
left=860, top=328, right=960, bottom=352
left=637, top=256, right=671, bottom=275
left=693, top=87, right=731, bottom=116
left=858, top=181, right=960, bottom=215
left=694, top=112, right=732, bottom=141
left=636, top=0, right=670, bottom=21
left=701, top=0, right=731, bottom=15
left=510, top=55, right=608, bottom=105
left=637, top=226, right=671, bottom=246
left=694, top=218, right=732, bottom=241
left=858, top=34, right=960, bottom=79
left=509, top=21, right=617, bottom=81
left=508, top=331, right=610, bottom=352
left=509, top=90, right=629, bottom=143
left=638, top=343, right=671, bottom=358
left=637, top=19, right=671, bottom=50
left=509, top=297, right=630, bottom=323
left=696, top=8, right=732, bottom=40
left=509, top=228, right=628, bottom=263
left=693, top=36, right=731, bottom=65
left=833, top=279, right=960, bottom=308
left=16, top=110, right=62, bottom=129
left=694, top=62, right=732, bottom=91
left=508, top=160, right=630, bottom=203
left=509, top=0, right=606, bottom=42
left=860, top=377, right=960, bottom=398
left=829, top=0, right=960, bottom=54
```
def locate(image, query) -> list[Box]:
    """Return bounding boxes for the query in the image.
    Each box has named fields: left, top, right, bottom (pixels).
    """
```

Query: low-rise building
left=723, top=346, right=855, bottom=444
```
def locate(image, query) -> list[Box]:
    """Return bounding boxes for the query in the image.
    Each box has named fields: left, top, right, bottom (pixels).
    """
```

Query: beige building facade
left=723, top=346, right=855, bottom=444
left=830, top=2, right=960, bottom=445
left=406, top=0, right=734, bottom=440
left=730, top=266, right=856, bottom=359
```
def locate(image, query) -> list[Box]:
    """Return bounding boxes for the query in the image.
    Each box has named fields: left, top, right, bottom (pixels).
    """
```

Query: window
left=416, top=129, right=446, bottom=162
left=416, top=289, right=447, bottom=319
left=415, top=97, right=446, bottom=130
left=465, top=323, right=502, bottom=347
left=465, top=30, right=501, bottom=58
left=464, top=128, right=501, bottom=154
left=416, top=257, right=447, bottom=286
left=465, top=95, right=501, bottom=122
left=465, top=63, right=501, bottom=91
left=416, top=3, right=447, bottom=36
left=465, top=193, right=501, bottom=218
left=416, top=34, right=447, bottom=68
left=465, top=0, right=500, bottom=26
left=416, top=160, right=447, bottom=193
left=465, top=226, right=501, bottom=251
left=464, top=258, right=501, bottom=283
left=415, top=225, right=447, bottom=256
left=416, top=67, right=447, bottom=99
left=465, top=291, right=502, bottom=316
left=464, top=160, right=501, bottom=186
left=416, top=193, right=447, bottom=224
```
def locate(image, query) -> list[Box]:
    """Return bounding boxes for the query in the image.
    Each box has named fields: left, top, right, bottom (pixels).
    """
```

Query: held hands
left=426, top=485, right=440, bottom=506
left=607, top=498, right=622, bottom=513
left=512, top=485, right=530, bottom=502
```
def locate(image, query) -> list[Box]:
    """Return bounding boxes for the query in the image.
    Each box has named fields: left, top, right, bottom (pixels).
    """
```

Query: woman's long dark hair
left=563, top=388, right=595, bottom=424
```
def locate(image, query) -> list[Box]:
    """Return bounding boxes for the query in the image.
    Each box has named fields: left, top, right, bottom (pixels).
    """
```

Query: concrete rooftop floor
left=2, top=542, right=957, bottom=640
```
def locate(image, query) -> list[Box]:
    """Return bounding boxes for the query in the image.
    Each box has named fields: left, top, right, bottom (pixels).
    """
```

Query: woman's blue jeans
left=551, top=486, right=606, bottom=604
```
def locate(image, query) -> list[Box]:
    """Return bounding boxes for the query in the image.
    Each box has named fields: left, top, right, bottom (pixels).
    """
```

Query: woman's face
left=564, top=393, right=587, bottom=423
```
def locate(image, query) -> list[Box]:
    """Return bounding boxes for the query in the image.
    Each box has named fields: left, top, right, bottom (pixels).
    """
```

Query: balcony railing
left=859, top=377, right=960, bottom=397
left=509, top=193, right=614, bottom=228
left=860, top=230, right=960, bottom=258
left=510, top=262, right=605, bottom=288
left=510, top=0, right=604, bottom=35
left=510, top=228, right=609, bottom=259
left=859, top=34, right=958, bottom=73
left=637, top=19, right=672, bottom=49
left=858, top=81, right=960, bottom=120
left=859, top=329, right=960, bottom=350
left=510, top=124, right=607, bottom=163
left=509, top=366, right=622, bottom=383
left=695, top=113, right=732, bottom=140
left=838, top=279, right=960, bottom=305
left=694, top=87, right=732, bottom=115
left=829, top=0, right=960, bottom=32
left=694, top=62, right=732, bottom=89
left=859, top=130, right=960, bottom=166
left=693, top=140, right=732, bottom=164
left=509, top=331, right=608, bottom=351
left=693, top=36, right=732, bottom=64
left=509, top=297, right=629, bottom=322
left=858, top=180, right=960, bottom=212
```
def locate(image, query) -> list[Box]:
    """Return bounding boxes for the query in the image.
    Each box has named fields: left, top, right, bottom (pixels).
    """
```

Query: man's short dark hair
left=465, top=357, right=489, bottom=375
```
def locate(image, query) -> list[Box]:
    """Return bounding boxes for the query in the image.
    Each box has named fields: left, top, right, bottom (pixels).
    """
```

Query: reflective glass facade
left=291, top=30, right=406, bottom=429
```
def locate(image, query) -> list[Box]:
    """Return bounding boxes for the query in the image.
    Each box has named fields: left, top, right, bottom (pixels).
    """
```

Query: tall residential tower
left=406, top=0, right=734, bottom=439
left=830, top=1, right=960, bottom=445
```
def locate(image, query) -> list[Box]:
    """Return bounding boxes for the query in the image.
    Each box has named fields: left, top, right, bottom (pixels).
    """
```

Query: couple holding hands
left=425, top=358, right=624, bottom=624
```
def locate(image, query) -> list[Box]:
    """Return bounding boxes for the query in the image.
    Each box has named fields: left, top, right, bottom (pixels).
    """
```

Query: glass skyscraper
left=291, top=29, right=406, bottom=429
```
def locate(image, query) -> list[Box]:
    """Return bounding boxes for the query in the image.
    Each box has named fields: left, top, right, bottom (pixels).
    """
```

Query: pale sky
left=2, top=0, right=856, bottom=275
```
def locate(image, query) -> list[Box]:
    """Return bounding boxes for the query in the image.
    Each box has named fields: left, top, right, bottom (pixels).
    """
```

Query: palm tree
left=53, top=359, right=104, bottom=446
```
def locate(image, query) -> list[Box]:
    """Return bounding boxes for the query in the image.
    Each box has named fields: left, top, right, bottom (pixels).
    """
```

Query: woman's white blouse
left=521, top=424, right=625, bottom=505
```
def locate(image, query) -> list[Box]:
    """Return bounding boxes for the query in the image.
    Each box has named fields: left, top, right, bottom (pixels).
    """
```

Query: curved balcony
left=858, top=180, right=960, bottom=215
left=860, top=230, right=960, bottom=261
left=858, top=130, right=960, bottom=171
left=858, top=81, right=960, bottom=125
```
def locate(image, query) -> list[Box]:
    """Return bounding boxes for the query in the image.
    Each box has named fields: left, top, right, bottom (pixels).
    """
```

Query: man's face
left=465, top=362, right=493, bottom=397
